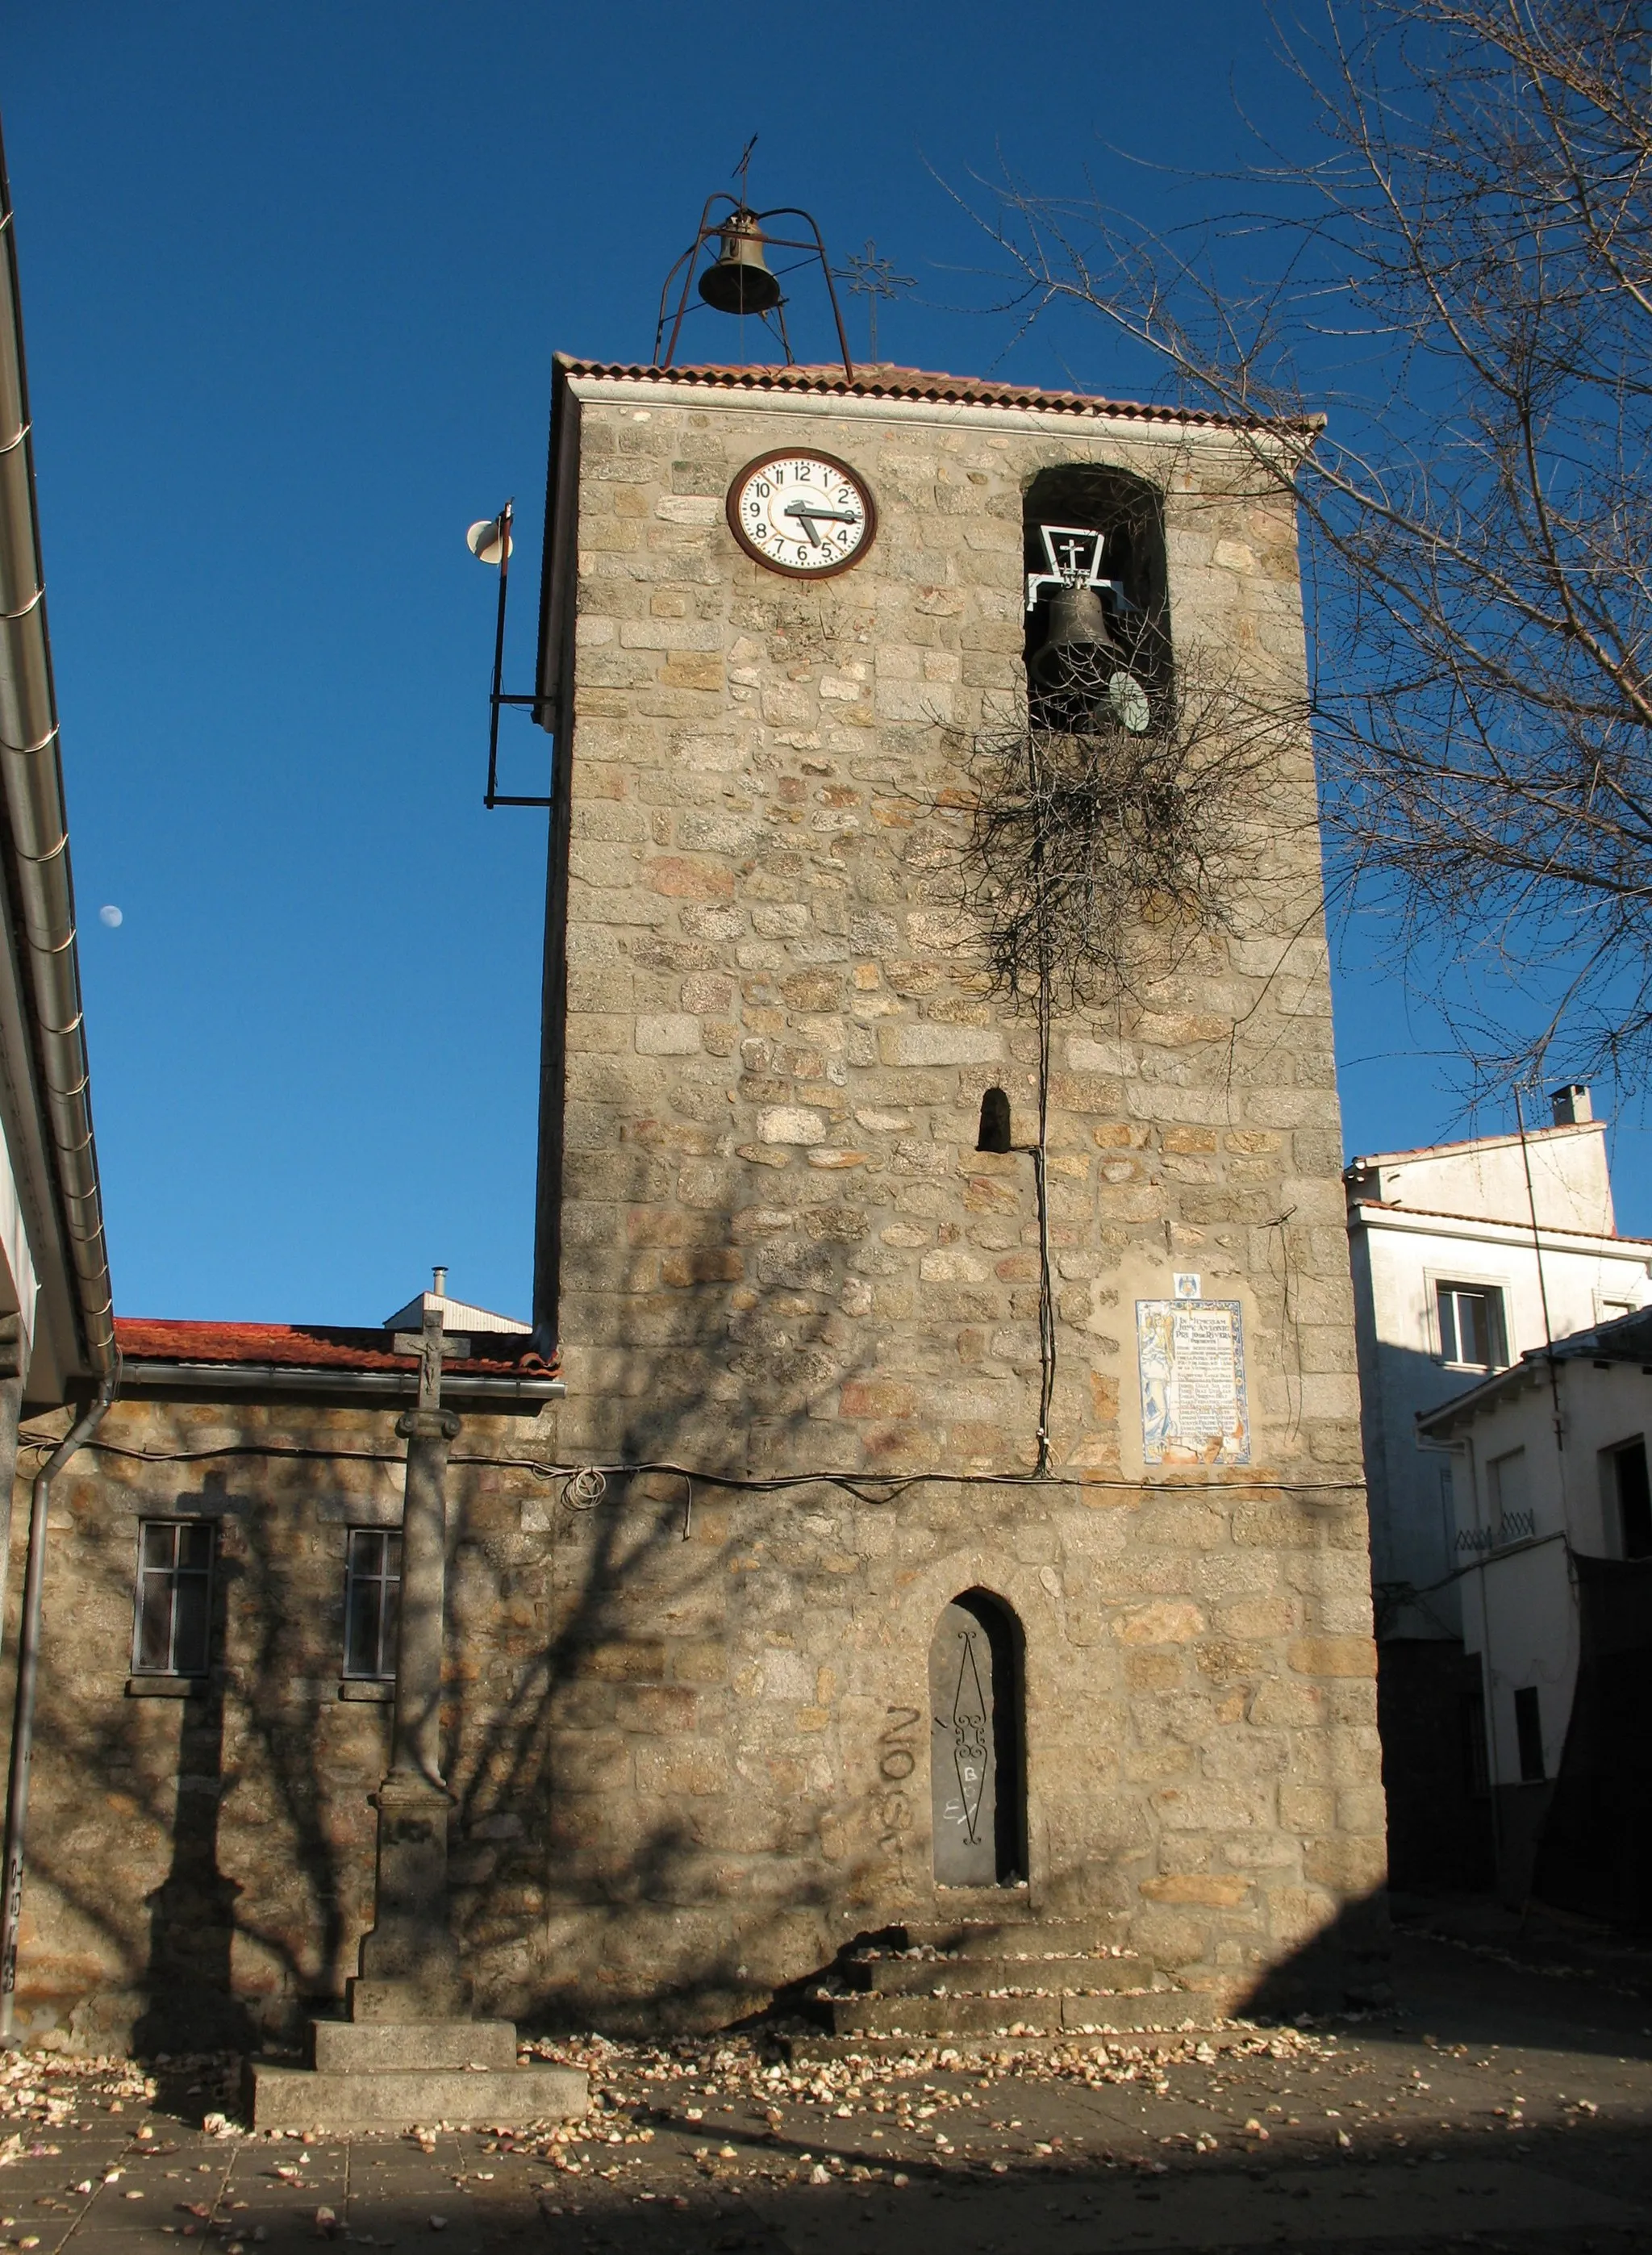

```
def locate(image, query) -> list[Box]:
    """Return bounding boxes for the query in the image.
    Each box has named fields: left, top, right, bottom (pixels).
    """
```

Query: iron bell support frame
left=654, top=194, right=855, bottom=382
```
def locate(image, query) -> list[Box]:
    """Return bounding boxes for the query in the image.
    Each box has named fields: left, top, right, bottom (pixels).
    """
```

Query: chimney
left=432, top=1265, right=448, bottom=1298
left=1550, top=1083, right=1592, bottom=1126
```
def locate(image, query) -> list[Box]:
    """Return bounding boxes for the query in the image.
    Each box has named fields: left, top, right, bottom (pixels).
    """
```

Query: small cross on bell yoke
left=655, top=136, right=856, bottom=380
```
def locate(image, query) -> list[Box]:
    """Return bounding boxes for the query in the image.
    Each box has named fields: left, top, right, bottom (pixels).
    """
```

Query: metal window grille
left=1454, top=1510, right=1537, bottom=1555
left=344, top=1529, right=402, bottom=1681
left=132, top=1520, right=214, bottom=1677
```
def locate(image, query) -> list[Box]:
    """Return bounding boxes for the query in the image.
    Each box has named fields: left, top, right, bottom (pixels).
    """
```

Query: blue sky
left=2, top=2, right=1642, bottom=1326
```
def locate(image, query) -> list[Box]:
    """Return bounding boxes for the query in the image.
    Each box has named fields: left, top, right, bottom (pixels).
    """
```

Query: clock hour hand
left=782, top=499, right=861, bottom=545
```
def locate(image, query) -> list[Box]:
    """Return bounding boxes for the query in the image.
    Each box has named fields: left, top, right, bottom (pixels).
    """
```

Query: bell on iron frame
left=699, top=209, right=782, bottom=316
left=1029, top=580, right=1117, bottom=692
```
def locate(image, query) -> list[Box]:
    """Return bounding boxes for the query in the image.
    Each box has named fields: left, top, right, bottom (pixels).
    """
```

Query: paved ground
left=2, top=1915, right=1652, bottom=2253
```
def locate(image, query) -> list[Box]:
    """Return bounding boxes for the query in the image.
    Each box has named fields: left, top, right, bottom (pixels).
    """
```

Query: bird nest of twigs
left=957, top=655, right=1296, bottom=1013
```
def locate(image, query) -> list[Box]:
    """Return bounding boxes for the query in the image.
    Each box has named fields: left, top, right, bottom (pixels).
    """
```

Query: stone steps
left=811, top=1991, right=1190, bottom=2037
left=841, top=1952, right=1146, bottom=1995
left=784, top=2023, right=1204, bottom=2060
left=248, top=2061, right=587, bottom=2133
left=309, top=2018, right=517, bottom=2073
left=798, top=1918, right=1204, bottom=2048
left=890, top=1919, right=1123, bottom=1957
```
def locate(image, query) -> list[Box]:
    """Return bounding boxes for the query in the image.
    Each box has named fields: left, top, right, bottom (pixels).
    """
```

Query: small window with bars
left=132, top=1520, right=215, bottom=1677
left=1437, top=1281, right=1507, bottom=1370
left=344, top=1529, right=402, bottom=1681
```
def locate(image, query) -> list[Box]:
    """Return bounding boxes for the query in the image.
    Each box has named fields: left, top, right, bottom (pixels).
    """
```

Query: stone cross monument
left=352, top=1303, right=468, bottom=2018
left=248, top=1305, right=586, bottom=2132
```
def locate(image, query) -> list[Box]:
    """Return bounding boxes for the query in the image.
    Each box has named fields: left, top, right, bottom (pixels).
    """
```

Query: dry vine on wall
left=949, top=637, right=1302, bottom=1470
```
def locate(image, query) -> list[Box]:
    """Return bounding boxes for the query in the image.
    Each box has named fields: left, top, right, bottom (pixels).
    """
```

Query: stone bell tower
left=523, top=357, right=1387, bottom=2030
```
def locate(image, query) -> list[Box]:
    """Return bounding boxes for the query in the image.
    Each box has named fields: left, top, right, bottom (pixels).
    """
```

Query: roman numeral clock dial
left=727, top=450, right=877, bottom=578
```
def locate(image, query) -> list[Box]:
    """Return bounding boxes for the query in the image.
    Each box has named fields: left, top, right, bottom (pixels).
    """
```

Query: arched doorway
left=929, top=1591, right=1025, bottom=1885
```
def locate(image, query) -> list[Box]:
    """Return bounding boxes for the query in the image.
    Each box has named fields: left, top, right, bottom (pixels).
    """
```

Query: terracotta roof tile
left=557, top=357, right=1317, bottom=432
left=114, top=1317, right=558, bottom=1380
left=1345, top=1198, right=1652, bottom=1248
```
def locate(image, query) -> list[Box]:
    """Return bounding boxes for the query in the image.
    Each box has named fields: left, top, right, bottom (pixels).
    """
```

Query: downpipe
left=0, top=1358, right=119, bottom=2041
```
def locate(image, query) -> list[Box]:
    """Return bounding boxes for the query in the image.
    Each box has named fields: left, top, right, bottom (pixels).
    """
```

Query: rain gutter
left=0, top=128, right=114, bottom=1381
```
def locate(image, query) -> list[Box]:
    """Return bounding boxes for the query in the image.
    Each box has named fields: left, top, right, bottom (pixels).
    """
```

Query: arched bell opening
left=1022, top=464, right=1170, bottom=735
left=929, top=1589, right=1026, bottom=1887
left=977, top=1086, right=1013, bottom=1154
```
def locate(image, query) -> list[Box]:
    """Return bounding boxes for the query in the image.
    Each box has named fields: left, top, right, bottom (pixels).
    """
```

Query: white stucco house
left=1417, top=1303, right=1652, bottom=1912
left=1343, top=1086, right=1652, bottom=1893
left=1345, top=1086, right=1652, bottom=1636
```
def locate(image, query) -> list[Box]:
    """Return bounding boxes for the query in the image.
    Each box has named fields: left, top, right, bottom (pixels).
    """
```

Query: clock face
left=727, top=450, right=876, bottom=578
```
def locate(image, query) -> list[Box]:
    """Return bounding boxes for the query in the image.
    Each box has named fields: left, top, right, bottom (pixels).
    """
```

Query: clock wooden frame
left=725, top=449, right=878, bottom=579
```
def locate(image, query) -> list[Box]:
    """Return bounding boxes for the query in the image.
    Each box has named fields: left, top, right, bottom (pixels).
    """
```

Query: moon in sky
left=98, top=905, right=123, bottom=928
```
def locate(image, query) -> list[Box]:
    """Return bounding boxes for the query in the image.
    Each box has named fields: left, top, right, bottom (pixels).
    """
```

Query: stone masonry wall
left=6, top=1367, right=1381, bottom=2048
left=0, top=377, right=1387, bottom=2049
left=530, top=374, right=1386, bottom=2016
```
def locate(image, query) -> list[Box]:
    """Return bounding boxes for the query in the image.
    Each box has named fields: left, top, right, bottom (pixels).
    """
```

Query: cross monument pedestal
left=248, top=1309, right=585, bottom=2132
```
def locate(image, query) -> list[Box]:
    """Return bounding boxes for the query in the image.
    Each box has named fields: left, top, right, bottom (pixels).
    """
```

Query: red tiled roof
left=114, top=1318, right=559, bottom=1380
left=556, top=357, right=1318, bottom=433
left=1345, top=1200, right=1652, bottom=1248
left=1345, top=1119, right=1596, bottom=1171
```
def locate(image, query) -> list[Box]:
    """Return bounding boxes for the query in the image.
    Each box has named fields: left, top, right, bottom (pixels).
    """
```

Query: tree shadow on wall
left=11, top=1141, right=1389, bottom=2051
left=130, top=1535, right=252, bottom=2055
left=438, top=1200, right=949, bottom=2036
left=12, top=1459, right=369, bottom=2050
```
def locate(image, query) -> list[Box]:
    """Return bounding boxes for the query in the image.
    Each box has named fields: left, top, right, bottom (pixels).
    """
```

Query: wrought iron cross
left=834, top=240, right=914, bottom=361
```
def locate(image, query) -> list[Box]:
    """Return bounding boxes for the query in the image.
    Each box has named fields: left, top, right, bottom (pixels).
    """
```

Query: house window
left=1437, top=1282, right=1506, bottom=1369
left=132, top=1520, right=214, bottom=1677
left=1607, top=1439, right=1652, bottom=1560
left=1512, top=1685, right=1546, bottom=1783
left=1487, top=1447, right=1533, bottom=1544
left=344, top=1529, right=402, bottom=1681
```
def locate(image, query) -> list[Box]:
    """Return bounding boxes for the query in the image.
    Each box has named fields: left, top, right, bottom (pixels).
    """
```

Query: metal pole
left=0, top=1358, right=119, bottom=2039
left=0, top=1318, right=27, bottom=1645
left=483, top=501, right=513, bottom=810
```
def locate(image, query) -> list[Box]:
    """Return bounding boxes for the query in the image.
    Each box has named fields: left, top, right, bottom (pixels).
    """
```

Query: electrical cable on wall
left=19, top=1427, right=1365, bottom=1498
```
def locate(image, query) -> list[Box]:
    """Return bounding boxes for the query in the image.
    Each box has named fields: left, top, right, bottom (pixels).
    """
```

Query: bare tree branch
left=970, top=0, right=1652, bottom=1089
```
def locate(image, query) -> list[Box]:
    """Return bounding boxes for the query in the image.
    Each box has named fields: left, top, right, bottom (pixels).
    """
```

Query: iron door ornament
left=929, top=1600, right=999, bottom=1885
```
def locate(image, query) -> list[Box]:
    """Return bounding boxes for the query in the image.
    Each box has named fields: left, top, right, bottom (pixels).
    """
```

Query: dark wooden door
left=930, top=1600, right=999, bottom=1885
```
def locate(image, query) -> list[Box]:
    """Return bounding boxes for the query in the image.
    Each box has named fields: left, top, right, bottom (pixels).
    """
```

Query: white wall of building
left=1345, top=1119, right=1614, bottom=1234
left=1346, top=1116, right=1651, bottom=1639
left=1425, top=1353, right=1652, bottom=1790
left=1350, top=1206, right=1651, bottom=1627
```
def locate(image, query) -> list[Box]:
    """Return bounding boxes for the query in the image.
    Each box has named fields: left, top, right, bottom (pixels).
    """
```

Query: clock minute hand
left=782, top=499, right=860, bottom=545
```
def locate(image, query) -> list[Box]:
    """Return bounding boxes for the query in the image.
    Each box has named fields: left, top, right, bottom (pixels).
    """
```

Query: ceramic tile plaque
left=1136, top=1297, right=1251, bottom=1466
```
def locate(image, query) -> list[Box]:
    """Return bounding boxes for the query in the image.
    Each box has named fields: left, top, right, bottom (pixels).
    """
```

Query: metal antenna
left=834, top=240, right=914, bottom=361
left=732, top=134, right=758, bottom=202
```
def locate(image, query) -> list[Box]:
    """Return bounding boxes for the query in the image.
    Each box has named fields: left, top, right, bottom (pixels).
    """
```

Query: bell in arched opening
left=1028, top=579, right=1118, bottom=694
left=698, top=209, right=782, bottom=315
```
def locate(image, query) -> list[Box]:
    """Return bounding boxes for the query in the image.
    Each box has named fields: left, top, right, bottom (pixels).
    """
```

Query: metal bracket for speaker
left=469, top=499, right=553, bottom=810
